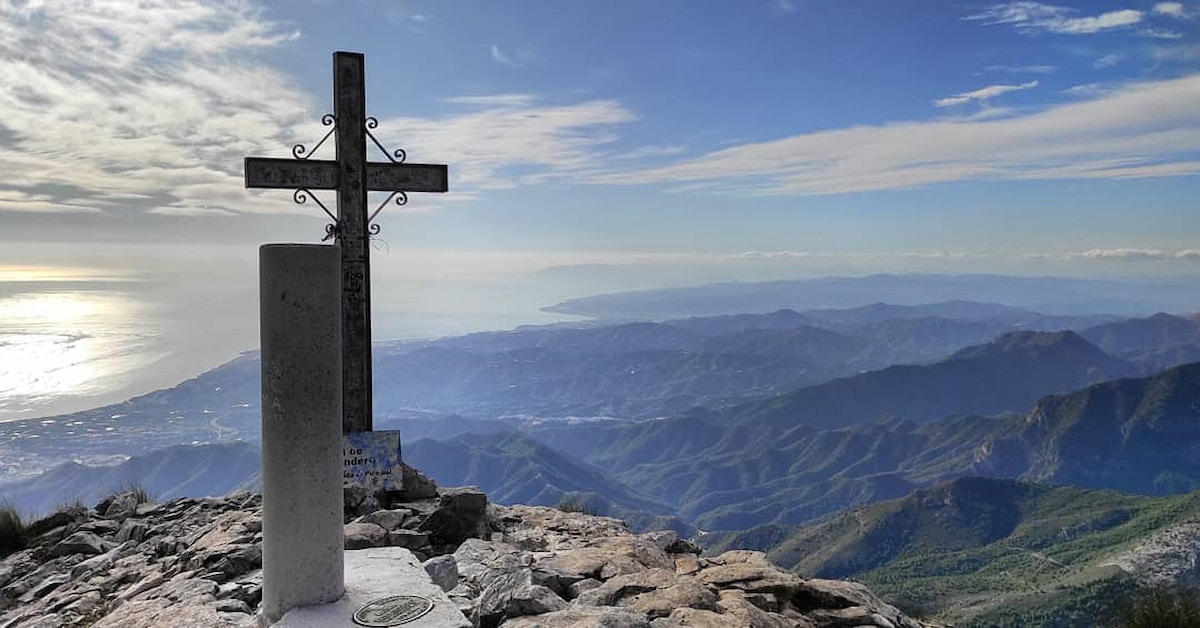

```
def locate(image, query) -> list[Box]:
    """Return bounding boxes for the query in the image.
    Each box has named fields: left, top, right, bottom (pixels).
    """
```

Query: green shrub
left=0, top=502, right=26, bottom=557
left=1118, top=587, right=1200, bottom=628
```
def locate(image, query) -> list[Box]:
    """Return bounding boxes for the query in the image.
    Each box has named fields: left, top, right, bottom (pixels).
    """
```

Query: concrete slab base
left=268, top=548, right=469, bottom=627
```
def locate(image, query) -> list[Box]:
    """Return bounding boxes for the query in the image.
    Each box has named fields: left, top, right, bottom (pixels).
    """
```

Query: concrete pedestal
left=260, top=244, right=344, bottom=625
left=271, top=548, right=470, bottom=628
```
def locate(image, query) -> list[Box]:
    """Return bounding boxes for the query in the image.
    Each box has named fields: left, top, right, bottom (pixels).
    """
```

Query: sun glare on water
left=0, top=289, right=161, bottom=420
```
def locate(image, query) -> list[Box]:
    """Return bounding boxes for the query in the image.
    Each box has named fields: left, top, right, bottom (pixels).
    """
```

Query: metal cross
left=244, top=51, right=449, bottom=434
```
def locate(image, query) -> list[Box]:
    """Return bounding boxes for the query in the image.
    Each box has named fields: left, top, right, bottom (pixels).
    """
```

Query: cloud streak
left=589, top=75, right=1200, bottom=195
left=1152, top=2, right=1190, bottom=18
left=935, top=81, right=1039, bottom=107
left=968, top=2, right=1143, bottom=34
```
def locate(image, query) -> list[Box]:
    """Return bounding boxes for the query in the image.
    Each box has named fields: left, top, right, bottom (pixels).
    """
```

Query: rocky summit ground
left=0, top=472, right=932, bottom=627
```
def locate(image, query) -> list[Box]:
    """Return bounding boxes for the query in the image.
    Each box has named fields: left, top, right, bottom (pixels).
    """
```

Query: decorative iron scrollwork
left=366, top=191, right=408, bottom=236
left=364, top=117, right=407, bottom=164
left=294, top=188, right=340, bottom=241
left=292, top=114, right=336, bottom=160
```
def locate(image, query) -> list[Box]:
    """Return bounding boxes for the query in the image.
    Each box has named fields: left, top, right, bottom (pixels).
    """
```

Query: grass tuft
left=0, top=502, right=26, bottom=557
left=555, top=494, right=598, bottom=516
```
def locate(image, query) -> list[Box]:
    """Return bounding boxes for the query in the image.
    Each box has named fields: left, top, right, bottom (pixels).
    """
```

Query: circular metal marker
left=352, top=595, right=435, bottom=627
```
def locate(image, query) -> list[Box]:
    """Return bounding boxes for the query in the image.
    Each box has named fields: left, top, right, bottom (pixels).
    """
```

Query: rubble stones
left=0, top=486, right=933, bottom=628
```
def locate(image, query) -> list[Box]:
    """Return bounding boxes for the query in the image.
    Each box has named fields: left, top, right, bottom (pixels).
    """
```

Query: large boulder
left=419, top=486, right=491, bottom=547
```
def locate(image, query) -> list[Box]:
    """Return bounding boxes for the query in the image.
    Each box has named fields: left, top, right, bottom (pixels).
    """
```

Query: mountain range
left=708, top=477, right=1200, bottom=627
left=542, top=273, right=1200, bottom=319
left=6, top=291, right=1200, bottom=627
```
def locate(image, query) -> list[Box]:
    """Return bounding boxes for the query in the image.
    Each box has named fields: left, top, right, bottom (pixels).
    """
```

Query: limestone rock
left=387, top=528, right=431, bottom=550
left=103, top=492, right=141, bottom=520
left=506, top=583, right=569, bottom=618
left=500, top=605, right=652, bottom=627
left=115, top=518, right=150, bottom=543
left=794, top=579, right=924, bottom=628
left=424, top=554, right=459, bottom=592
left=344, top=522, right=388, bottom=550
left=419, top=486, right=491, bottom=546
left=0, top=487, right=929, bottom=628
left=51, top=531, right=111, bottom=557
left=357, top=508, right=411, bottom=531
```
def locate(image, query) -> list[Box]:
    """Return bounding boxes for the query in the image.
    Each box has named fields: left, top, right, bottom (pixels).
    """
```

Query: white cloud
left=1141, top=27, right=1184, bottom=38
left=968, top=2, right=1143, bottom=34
left=1063, top=83, right=1111, bottom=96
left=490, top=45, right=537, bottom=69
left=1063, top=248, right=1200, bottom=261
left=589, top=75, right=1200, bottom=196
left=491, top=45, right=518, bottom=68
left=444, top=94, right=537, bottom=107
left=1094, top=54, right=1122, bottom=68
left=935, top=81, right=1039, bottom=107
left=0, top=0, right=311, bottom=217
left=1154, top=43, right=1200, bottom=61
left=371, top=100, right=636, bottom=191
left=771, top=0, right=798, bottom=13
left=984, top=65, right=1058, bottom=74
left=0, top=3, right=634, bottom=217
left=1152, top=2, right=1190, bottom=18
left=616, top=145, right=688, bottom=160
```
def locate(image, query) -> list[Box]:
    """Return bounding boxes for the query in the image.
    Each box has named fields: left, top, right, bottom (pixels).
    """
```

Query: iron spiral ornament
left=292, top=114, right=336, bottom=160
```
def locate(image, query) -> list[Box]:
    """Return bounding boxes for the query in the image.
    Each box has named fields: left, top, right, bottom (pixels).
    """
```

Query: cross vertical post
left=334, top=52, right=372, bottom=434
left=244, top=50, right=449, bottom=437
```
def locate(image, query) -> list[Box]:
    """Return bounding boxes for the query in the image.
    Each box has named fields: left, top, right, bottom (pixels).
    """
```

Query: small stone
left=52, top=531, right=111, bottom=557
left=675, top=555, right=701, bottom=576
left=423, top=555, right=459, bottom=592
left=357, top=508, right=410, bottom=531
left=77, top=519, right=121, bottom=535
left=115, top=519, right=150, bottom=543
left=104, top=493, right=140, bottom=520
left=214, top=598, right=251, bottom=614
left=344, top=522, right=388, bottom=550
left=387, top=529, right=431, bottom=550
left=25, top=507, right=86, bottom=537
left=567, top=578, right=603, bottom=600
left=506, top=584, right=568, bottom=618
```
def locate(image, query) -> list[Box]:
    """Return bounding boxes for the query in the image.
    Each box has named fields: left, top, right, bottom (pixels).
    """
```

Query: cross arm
left=245, top=157, right=339, bottom=190
left=366, top=162, right=448, bottom=193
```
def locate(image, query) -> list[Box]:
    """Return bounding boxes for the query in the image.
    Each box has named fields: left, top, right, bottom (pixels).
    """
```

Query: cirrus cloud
left=967, top=2, right=1144, bottom=34
left=589, top=75, right=1200, bottom=196
left=935, top=81, right=1040, bottom=107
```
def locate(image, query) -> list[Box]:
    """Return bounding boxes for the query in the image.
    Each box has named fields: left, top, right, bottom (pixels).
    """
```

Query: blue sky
left=1, top=0, right=1200, bottom=277
left=2, top=0, right=1200, bottom=416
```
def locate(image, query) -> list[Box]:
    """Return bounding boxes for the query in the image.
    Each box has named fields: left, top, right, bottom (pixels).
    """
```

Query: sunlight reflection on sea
left=0, top=291, right=168, bottom=421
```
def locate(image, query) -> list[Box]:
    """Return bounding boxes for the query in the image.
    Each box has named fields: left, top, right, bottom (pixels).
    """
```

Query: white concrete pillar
left=259, top=244, right=344, bottom=625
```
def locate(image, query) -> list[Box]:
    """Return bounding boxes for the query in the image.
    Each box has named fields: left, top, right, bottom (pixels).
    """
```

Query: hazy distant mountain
left=0, top=442, right=261, bottom=516
left=732, top=330, right=1136, bottom=430
left=542, top=273, right=1200, bottom=319
left=404, top=431, right=689, bottom=533
left=710, top=477, right=1200, bottom=627
left=974, top=360, right=1200, bottom=494
left=530, top=361, right=1200, bottom=531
